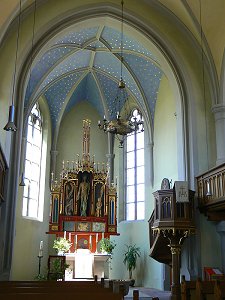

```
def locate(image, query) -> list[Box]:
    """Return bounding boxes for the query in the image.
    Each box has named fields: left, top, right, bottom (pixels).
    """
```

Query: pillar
left=212, top=104, right=225, bottom=165
left=170, top=244, right=181, bottom=300
left=106, top=132, right=115, bottom=185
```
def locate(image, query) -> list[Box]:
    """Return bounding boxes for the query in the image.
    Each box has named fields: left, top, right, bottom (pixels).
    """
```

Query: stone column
left=106, top=133, right=115, bottom=185
left=212, top=104, right=225, bottom=165
left=106, top=153, right=115, bottom=185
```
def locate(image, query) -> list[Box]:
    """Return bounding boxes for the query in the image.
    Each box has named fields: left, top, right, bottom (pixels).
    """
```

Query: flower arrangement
left=99, top=237, right=116, bottom=254
left=53, top=237, right=72, bottom=254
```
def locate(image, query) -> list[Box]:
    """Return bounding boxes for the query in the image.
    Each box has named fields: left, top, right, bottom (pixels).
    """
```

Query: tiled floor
left=125, top=287, right=171, bottom=300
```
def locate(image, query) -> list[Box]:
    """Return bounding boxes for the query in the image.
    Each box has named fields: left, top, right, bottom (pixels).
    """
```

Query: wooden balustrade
left=196, top=163, right=225, bottom=220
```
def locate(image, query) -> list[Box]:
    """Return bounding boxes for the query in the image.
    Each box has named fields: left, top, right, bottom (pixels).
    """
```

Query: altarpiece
left=48, top=120, right=118, bottom=253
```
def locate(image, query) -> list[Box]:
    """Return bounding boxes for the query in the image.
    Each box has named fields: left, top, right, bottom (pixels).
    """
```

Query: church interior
left=1, top=0, right=225, bottom=299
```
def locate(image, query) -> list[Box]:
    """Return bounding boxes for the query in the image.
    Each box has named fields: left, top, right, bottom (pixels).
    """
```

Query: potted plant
left=99, top=237, right=116, bottom=254
left=123, top=244, right=141, bottom=286
left=53, top=237, right=72, bottom=255
left=48, top=257, right=70, bottom=281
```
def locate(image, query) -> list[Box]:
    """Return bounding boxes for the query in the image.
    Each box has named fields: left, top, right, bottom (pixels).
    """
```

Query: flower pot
left=129, top=279, right=135, bottom=287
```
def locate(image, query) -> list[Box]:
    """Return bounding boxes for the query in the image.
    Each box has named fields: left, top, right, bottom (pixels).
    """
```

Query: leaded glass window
left=22, top=103, right=43, bottom=218
left=125, top=109, right=144, bottom=221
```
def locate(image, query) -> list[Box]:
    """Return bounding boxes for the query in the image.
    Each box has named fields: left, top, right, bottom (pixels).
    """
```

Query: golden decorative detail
left=108, top=227, right=116, bottom=232
left=51, top=225, right=59, bottom=231
left=170, top=246, right=181, bottom=255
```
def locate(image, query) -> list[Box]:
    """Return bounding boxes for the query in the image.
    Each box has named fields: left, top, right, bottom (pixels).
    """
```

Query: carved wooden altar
left=48, top=120, right=118, bottom=253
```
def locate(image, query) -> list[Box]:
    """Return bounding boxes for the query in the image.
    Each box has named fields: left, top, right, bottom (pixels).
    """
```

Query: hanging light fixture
left=4, top=0, right=23, bottom=131
left=19, top=0, right=37, bottom=187
left=98, top=0, right=144, bottom=147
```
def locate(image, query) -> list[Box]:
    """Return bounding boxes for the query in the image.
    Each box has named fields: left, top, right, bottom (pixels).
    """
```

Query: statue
left=96, top=198, right=102, bottom=217
left=78, top=174, right=90, bottom=216
left=95, top=184, right=104, bottom=217
left=64, top=182, right=74, bottom=215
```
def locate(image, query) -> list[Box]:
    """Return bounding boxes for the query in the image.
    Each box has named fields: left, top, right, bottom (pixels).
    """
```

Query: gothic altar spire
left=82, top=119, right=91, bottom=164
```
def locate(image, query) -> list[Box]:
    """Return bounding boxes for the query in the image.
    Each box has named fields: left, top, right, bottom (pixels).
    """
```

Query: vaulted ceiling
left=1, top=0, right=225, bottom=137
left=24, top=24, right=162, bottom=131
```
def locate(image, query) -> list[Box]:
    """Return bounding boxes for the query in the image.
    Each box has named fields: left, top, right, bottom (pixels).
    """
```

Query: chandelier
left=98, top=0, right=144, bottom=146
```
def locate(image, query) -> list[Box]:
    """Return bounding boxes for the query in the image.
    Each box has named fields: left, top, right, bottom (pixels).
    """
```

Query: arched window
left=22, top=103, right=43, bottom=218
left=125, top=109, right=144, bottom=220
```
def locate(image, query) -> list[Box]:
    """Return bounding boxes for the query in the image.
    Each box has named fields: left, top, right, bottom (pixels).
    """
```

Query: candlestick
left=37, top=255, right=43, bottom=276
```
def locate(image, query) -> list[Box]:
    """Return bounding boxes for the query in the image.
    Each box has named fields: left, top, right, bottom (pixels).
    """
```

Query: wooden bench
left=214, top=280, right=225, bottom=300
left=195, top=278, right=215, bottom=300
left=181, top=276, right=196, bottom=300
left=181, top=276, right=223, bottom=300
left=0, top=280, right=125, bottom=300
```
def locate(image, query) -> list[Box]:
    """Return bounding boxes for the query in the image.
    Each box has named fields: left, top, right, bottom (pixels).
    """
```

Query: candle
left=38, top=241, right=43, bottom=257
left=75, top=234, right=77, bottom=244
left=69, top=233, right=71, bottom=241
left=96, top=233, right=98, bottom=243
left=89, top=235, right=92, bottom=243
left=64, top=231, right=66, bottom=239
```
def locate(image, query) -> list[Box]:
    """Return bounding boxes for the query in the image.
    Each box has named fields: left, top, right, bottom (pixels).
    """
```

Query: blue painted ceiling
left=24, top=25, right=163, bottom=132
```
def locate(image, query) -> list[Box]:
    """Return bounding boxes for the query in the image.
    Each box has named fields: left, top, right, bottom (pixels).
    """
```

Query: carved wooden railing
left=196, top=163, right=225, bottom=220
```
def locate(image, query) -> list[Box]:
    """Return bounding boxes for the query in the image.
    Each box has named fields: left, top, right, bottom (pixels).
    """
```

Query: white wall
left=11, top=98, right=51, bottom=280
